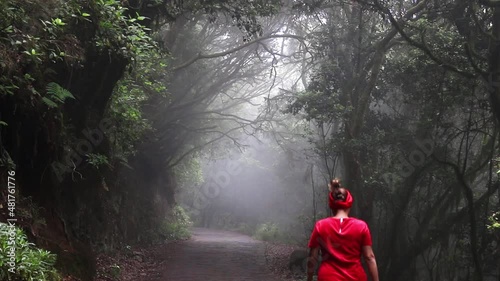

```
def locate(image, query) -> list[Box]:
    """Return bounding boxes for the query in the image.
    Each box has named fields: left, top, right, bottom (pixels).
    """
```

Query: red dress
left=308, top=217, right=372, bottom=281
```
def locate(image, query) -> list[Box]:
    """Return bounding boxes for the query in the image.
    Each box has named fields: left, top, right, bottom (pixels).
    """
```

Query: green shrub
left=0, top=223, right=61, bottom=281
left=160, top=205, right=193, bottom=241
left=160, top=222, right=191, bottom=240
left=487, top=211, right=500, bottom=236
left=109, top=264, right=120, bottom=279
left=232, top=223, right=255, bottom=236
left=254, top=222, right=280, bottom=242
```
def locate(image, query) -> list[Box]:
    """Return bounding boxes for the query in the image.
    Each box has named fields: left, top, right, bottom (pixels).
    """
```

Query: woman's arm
left=306, top=247, right=320, bottom=281
left=362, top=245, right=379, bottom=281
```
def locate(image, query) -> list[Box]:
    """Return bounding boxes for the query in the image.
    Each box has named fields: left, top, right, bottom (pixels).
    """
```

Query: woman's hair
left=328, top=178, right=341, bottom=192
left=328, top=178, right=354, bottom=210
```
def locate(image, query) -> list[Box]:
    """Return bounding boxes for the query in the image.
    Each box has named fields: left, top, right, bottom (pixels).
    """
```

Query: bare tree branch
left=172, top=34, right=306, bottom=71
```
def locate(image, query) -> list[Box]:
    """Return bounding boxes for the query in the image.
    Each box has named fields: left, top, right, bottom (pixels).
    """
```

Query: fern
left=43, top=82, right=74, bottom=108
left=42, top=97, right=58, bottom=108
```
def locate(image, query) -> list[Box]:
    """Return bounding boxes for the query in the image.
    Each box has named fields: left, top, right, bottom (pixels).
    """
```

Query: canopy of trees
left=0, top=0, right=499, bottom=281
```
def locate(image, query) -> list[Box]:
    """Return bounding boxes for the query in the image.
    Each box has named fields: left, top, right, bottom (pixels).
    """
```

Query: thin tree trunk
left=488, top=7, right=500, bottom=126
left=311, top=165, right=317, bottom=222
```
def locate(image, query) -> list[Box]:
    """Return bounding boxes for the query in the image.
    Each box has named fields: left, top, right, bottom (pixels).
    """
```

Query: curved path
left=161, top=227, right=280, bottom=281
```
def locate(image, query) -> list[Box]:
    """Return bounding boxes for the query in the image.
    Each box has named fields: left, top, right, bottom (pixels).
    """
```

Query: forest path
left=160, top=227, right=281, bottom=281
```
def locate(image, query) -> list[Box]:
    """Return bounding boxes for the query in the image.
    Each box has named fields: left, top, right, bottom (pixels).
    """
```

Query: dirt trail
left=161, top=227, right=281, bottom=281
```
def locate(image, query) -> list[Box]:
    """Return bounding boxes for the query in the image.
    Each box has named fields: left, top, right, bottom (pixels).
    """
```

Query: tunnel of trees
left=0, top=0, right=499, bottom=280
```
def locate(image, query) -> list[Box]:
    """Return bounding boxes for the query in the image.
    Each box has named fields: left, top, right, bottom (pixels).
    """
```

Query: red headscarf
left=328, top=189, right=353, bottom=210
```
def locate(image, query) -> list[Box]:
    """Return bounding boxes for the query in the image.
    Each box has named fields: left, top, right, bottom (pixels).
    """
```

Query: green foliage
left=173, top=155, right=204, bottom=188
left=1, top=0, right=75, bottom=61
left=92, top=0, right=156, bottom=59
left=232, top=223, right=255, bottom=236
left=285, top=60, right=349, bottom=123
left=407, top=17, right=472, bottom=69
left=0, top=223, right=61, bottom=281
left=160, top=222, right=191, bottom=241
left=85, top=153, right=110, bottom=169
left=219, top=217, right=291, bottom=243
left=0, top=0, right=155, bottom=98
left=159, top=205, right=193, bottom=241
left=106, top=50, right=168, bottom=160
left=163, top=0, right=281, bottom=41
left=0, top=0, right=84, bottom=95
left=108, top=264, right=120, bottom=279
left=487, top=212, right=500, bottom=232
left=287, top=90, right=344, bottom=122
left=254, top=222, right=280, bottom=242
left=107, top=81, right=153, bottom=159
left=43, top=82, right=75, bottom=108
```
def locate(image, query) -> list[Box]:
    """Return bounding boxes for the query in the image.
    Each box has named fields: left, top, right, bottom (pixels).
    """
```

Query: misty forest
left=0, top=0, right=499, bottom=281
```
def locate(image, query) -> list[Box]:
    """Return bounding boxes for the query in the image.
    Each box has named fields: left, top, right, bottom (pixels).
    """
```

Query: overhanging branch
left=372, top=0, right=477, bottom=79
left=172, top=34, right=306, bottom=71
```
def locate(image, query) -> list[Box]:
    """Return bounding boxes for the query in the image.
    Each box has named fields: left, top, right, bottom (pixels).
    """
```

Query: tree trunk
left=489, top=7, right=500, bottom=127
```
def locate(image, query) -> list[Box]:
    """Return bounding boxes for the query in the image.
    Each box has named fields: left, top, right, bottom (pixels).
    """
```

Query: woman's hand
left=362, top=246, right=379, bottom=281
left=306, top=275, right=317, bottom=281
left=306, top=247, right=319, bottom=281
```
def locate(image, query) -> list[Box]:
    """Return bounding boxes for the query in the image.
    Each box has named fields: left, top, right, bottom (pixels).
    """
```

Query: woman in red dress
left=307, top=179, right=379, bottom=281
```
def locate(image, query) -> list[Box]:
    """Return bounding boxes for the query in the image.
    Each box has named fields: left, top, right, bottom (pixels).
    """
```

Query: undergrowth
left=160, top=205, right=192, bottom=241
left=0, top=222, right=60, bottom=281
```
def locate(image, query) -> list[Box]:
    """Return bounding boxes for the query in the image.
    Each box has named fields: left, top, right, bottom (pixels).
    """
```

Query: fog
left=153, top=2, right=500, bottom=280
left=1, top=1, right=498, bottom=281
left=157, top=7, right=331, bottom=245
